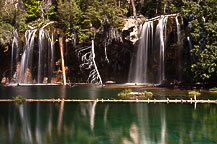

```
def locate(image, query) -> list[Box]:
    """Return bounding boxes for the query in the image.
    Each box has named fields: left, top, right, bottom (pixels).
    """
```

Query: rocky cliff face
left=122, top=16, right=145, bottom=44
left=65, top=17, right=145, bottom=84
left=0, top=16, right=145, bottom=84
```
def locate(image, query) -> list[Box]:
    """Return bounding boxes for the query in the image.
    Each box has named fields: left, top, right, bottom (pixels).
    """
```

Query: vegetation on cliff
left=0, top=0, right=217, bottom=85
left=182, top=0, right=217, bottom=84
left=0, top=0, right=184, bottom=45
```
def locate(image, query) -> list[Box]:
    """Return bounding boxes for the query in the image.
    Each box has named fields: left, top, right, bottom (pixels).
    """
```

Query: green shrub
left=143, top=91, right=153, bottom=97
left=118, top=89, right=153, bottom=97
left=118, top=89, right=132, bottom=97
left=209, top=87, right=217, bottom=91
left=13, top=95, right=26, bottom=103
left=188, top=91, right=201, bottom=96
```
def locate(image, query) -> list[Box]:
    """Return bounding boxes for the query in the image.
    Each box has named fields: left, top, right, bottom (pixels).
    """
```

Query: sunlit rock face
left=4, top=0, right=19, bottom=7
left=122, top=16, right=145, bottom=44
left=5, top=0, right=19, bottom=3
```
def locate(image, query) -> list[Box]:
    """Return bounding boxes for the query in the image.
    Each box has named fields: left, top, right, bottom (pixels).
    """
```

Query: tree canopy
left=182, top=0, right=217, bottom=83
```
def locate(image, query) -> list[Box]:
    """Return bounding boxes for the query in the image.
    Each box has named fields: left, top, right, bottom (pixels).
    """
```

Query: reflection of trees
left=191, top=104, right=217, bottom=143
left=2, top=101, right=217, bottom=143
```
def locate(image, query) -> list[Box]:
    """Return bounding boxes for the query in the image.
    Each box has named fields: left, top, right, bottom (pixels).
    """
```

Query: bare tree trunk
left=59, top=37, right=66, bottom=85
left=131, top=0, right=137, bottom=17
left=118, top=0, right=120, bottom=7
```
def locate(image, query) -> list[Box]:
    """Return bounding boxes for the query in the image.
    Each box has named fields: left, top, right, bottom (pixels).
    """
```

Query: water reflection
left=57, top=86, right=66, bottom=135
left=1, top=102, right=217, bottom=143
left=80, top=87, right=99, bottom=131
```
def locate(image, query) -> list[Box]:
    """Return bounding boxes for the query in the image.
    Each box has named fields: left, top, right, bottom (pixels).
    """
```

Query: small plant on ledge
left=188, top=91, right=201, bottom=96
left=13, top=95, right=26, bottom=104
left=118, top=89, right=153, bottom=97
left=209, top=87, right=217, bottom=92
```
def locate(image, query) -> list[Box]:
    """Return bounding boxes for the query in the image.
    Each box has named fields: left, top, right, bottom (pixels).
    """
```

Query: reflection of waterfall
left=90, top=101, right=97, bottom=131
left=8, top=103, right=16, bottom=144
left=19, top=104, right=33, bottom=144
left=136, top=104, right=150, bottom=143
left=36, top=102, right=42, bottom=144
left=2, top=101, right=217, bottom=143
left=16, top=23, right=55, bottom=84
left=134, top=104, right=167, bottom=144
left=160, top=105, right=166, bottom=144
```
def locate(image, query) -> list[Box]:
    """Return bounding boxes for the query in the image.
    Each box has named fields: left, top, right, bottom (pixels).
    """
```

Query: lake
left=0, top=86, right=216, bottom=144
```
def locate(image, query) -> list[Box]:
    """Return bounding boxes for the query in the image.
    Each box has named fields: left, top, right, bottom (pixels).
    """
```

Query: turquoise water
left=0, top=85, right=217, bottom=99
left=0, top=86, right=216, bottom=143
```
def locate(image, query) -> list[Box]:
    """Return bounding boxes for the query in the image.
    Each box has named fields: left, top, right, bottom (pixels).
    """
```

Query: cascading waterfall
left=128, top=21, right=153, bottom=84
left=16, top=23, right=55, bottom=84
left=155, top=16, right=168, bottom=83
left=128, top=16, right=168, bottom=84
left=17, top=29, right=37, bottom=84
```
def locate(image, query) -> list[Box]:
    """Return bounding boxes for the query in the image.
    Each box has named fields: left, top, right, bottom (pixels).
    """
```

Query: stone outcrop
left=122, top=16, right=145, bottom=44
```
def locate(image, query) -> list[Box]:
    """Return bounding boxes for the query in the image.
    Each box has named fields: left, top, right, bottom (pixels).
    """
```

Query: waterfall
left=187, top=36, right=192, bottom=50
left=128, top=16, right=168, bottom=84
left=155, top=16, right=168, bottom=83
left=17, top=29, right=37, bottom=84
left=176, top=16, right=181, bottom=44
left=38, top=28, right=45, bottom=83
left=10, top=30, right=19, bottom=81
left=50, top=33, right=55, bottom=83
left=128, top=21, right=153, bottom=84
left=176, top=16, right=183, bottom=82
left=16, top=23, right=55, bottom=84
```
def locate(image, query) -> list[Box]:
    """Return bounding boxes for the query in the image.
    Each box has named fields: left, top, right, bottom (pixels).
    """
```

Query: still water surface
left=0, top=86, right=216, bottom=144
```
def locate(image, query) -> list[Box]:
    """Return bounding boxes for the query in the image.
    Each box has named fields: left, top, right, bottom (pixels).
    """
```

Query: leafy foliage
left=57, top=0, right=126, bottom=43
left=118, top=89, right=133, bottom=96
left=14, top=95, right=26, bottom=104
left=24, top=0, right=55, bottom=22
left=209, top=87, right=217, bottom=92
left=135, top=0, right=183, bottom=18
left=182, top=0, right=217, bottom=83
left=0, top=0, right=27, bottom=45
